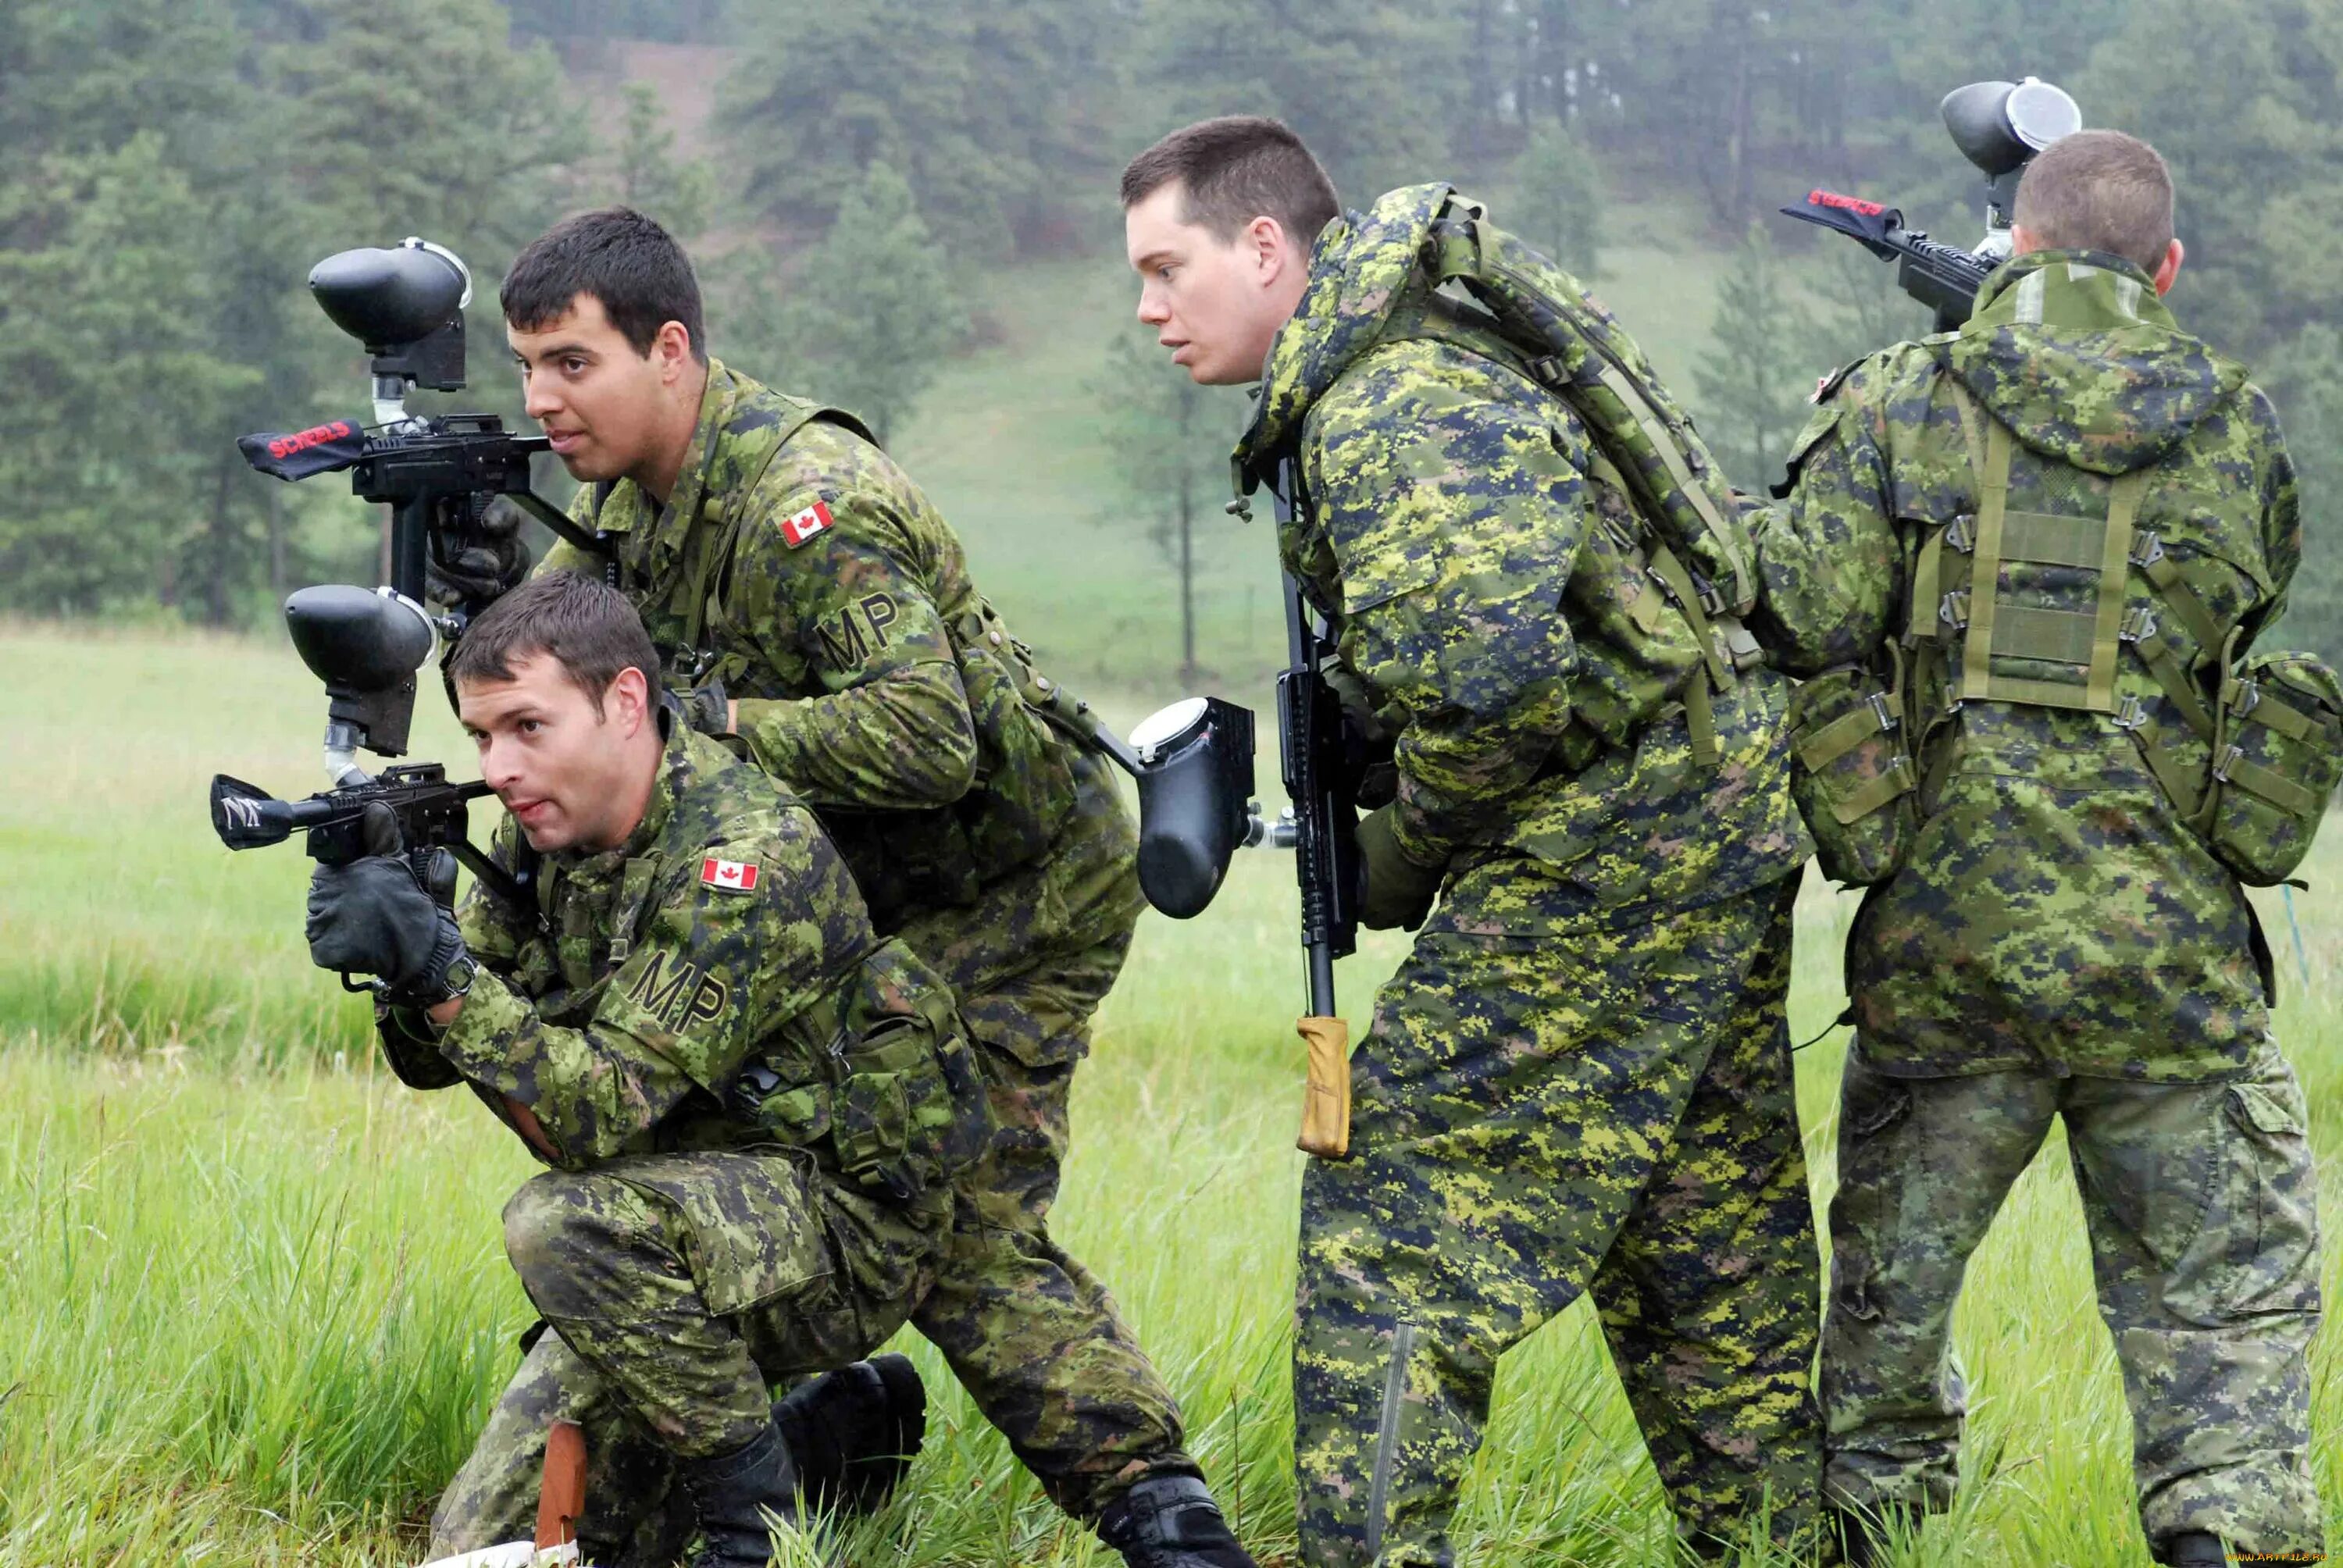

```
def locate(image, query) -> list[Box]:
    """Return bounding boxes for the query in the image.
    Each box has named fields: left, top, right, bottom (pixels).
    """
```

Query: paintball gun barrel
left=1782, top=76, right=2082, bottom=328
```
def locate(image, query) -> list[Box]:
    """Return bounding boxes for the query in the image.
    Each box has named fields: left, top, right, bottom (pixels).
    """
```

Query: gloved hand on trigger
left=305, top=804, right=471, bottom=1003
left=426, top=494, right=533, bottom=609
left=1355, top=803, right=1443, bottom=931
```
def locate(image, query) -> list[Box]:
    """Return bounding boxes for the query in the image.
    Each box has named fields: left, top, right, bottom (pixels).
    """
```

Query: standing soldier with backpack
left=1122, top=117, right=1823, bottom=1565
left=1754, top=130, right=2338, bottom=1567
left=435, top=207, right=1254, bottom=1568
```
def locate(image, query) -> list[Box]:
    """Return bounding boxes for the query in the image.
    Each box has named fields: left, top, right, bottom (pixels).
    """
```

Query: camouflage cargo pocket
left=606, top=1152, right=834, bottom=1319
left=1788, top=657, right=1918, bottom=887
left=2165, top=1067, right=2320, bottom=1323
left=2202, top=652, right=2343, bottom=886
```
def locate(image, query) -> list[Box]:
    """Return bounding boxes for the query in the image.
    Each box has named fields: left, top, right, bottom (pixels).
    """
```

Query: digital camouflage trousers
left=429, top=1150, right=947, bottom=1563
left=1294, top=878, right=1823, bottom=1566
left=1823, top=1040, right=2324, bottom=1558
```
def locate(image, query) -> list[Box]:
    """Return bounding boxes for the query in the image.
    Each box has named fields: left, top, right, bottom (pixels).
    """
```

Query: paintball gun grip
left=1296, top=1014, right=1352, bottom=1158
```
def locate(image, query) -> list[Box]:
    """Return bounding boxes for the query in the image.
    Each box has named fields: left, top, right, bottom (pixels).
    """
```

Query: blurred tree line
left=4, top=0, right=2341, bottom=662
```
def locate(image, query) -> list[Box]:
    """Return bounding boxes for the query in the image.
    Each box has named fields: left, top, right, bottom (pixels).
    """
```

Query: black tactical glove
left=679, top=674, right=733, bottom=737
left=305, top=807, right=471, bottom=1003
left=426, top=494, right=533, bottom=610
left=1355, top=803, right=1443, bottom=932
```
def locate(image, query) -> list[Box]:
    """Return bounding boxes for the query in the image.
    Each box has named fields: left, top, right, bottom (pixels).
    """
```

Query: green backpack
left=1418, top=191, right=1767, bottom=760
left=1791, top=377, right=2343, bottom=888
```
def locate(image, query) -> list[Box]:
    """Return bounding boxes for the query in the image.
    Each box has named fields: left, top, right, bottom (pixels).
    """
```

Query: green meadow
left=4, top=242, right=2341, bottom=1568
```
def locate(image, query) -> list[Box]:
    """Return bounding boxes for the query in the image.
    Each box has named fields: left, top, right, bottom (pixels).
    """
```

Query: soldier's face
left=508, top=294, right=680, bottom=484
left=458, top=653, right=658, bottom=853
left=1125, top=183, right=1302, bottom=386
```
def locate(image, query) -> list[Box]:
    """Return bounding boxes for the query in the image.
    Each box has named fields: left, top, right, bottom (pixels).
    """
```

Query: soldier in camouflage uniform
left=301, top=573, right=990, bottom=1566
left=1122, top=118, right=1823, bottom=1565
left=1750, top=131, right=2321, bottom=1567
left=469, top=208, right=1248, bottom=1566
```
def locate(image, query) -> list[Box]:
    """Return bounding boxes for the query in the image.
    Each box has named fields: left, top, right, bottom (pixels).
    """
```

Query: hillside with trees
left=4, top=0, right=2339, bottom=672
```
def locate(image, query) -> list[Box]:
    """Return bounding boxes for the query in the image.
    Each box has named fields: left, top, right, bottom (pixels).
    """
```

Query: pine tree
left=1514, top=123, right=1604, bottom=278
left=747, top=162, right=965, bottom=447
left=1692, top=222, right=1825, bottom=493
left=609, top=82, right=716, bottom=244
left=1088, top=334, right=1243, bottom=682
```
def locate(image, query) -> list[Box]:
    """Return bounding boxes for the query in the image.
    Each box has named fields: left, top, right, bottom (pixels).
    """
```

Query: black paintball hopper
left=309, top=241, right=468, bottom=354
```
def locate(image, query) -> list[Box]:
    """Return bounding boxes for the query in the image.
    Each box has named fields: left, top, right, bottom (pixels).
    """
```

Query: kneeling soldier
left=304, top=571, right=989, bottom=1566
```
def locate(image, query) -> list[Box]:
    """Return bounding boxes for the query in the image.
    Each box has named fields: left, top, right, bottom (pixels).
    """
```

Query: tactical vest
left=1792, top=375, right=2343, bottom=887
left=587, top=387, right=1085, bottom=923
left=1376, top=194, right=1768, bottom=764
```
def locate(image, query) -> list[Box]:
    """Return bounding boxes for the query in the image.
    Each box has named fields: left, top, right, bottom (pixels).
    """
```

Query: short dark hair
left=444, top=571, right=662, bottom=716
left=2013, top=130, right=2176, bottom=274
left=501, top=206, right=707, bottom=362
left=1120, top=116, right=1339, bottom=247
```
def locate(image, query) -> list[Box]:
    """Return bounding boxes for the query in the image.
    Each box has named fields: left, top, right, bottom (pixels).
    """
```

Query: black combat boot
left=1096, top=1474, right=1258, bottom=1568
left=2163, top=1532, right=2231, bottom=1567
left=676, top=1417, right=799, bottom=1568
left=772, top=1352, right=926, bottom=1516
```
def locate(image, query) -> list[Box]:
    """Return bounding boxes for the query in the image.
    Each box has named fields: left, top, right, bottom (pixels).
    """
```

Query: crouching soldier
left=302, top=571, right=989, bottom=1566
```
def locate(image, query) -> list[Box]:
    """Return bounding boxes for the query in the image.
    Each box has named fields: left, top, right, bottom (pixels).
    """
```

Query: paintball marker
left=210, top=241, right=570, bottom=971
left=1094, top=458, right=1364, bottom=1159
left=1782, top=76, right=2082, bottom=329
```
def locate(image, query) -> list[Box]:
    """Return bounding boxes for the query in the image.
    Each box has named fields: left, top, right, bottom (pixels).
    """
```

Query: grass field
left=3, top=619, right=2341, bottom=1568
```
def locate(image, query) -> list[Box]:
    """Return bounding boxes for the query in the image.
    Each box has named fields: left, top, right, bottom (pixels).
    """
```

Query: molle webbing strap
left=1956, top=415, right=2146, bottom=714
left=2130, top=620, right=2216, bottom=739
left=1591, top=361, right=1755, bottom=613
left=1910, top=378, right=1993, bottom=644
left=2127, top=715, right=2208, bottom=819
left=2133, top=533, right=2227, bottom=661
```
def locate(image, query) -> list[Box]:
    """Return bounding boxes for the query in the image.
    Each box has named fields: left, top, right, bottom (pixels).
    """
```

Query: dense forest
left=5, top=0, right=2341, bottom=662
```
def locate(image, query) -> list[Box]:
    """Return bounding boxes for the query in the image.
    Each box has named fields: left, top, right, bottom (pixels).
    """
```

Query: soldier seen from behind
left=302, top=572, right=987, bottom=1565
left=1754, top=129, right=2334, bottom=1566
left=1122, top=117, right=1824, bottom=1564
left=461, top=208, right=1250, bottom=1567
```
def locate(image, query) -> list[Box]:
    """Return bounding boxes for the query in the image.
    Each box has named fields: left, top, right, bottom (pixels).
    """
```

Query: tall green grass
left=5, top=622, right=2341, bottom=1565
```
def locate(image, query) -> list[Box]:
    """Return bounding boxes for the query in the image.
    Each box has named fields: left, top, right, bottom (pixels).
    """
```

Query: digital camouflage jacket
left=540, top=362, right=1093, bottom=923
left=1233, top=184, right=1809, bottom=933
left=377, top=721, right=989, bottom=1204
left=1754, top=248, right=2300, bottom=1079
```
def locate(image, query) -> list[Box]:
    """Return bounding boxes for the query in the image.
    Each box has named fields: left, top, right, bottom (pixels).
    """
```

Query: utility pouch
left=826, top=948, right=989, bottom=1203
left=1787, top=648, right=1918, bottom=886
left=2200, top=652, right=2343, bottom=886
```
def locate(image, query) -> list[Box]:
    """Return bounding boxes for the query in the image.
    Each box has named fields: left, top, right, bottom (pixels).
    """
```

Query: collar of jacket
left=1234, top=182, right=1459, bottom=483
left=1968, top=248, right=2177, bottom=334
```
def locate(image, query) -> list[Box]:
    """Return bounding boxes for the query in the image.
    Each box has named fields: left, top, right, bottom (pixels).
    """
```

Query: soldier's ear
left=654, top=319, right=694, bottom=383
left=606, top=665, right=653, bottom=736
left=2152, top=237, right=2184, bottom=298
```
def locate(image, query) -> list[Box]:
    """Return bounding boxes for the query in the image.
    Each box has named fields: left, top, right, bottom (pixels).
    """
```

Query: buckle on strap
left=2113, top=693, right=2151, bottom=732
left=1869, top=691, right=1900, bottom=732
left=2213, top=743, right=2245, bottom=782
left=2130, top=530, right=2166, bottom=568
left=1938, top=589, right=1970, bottom=630
left=1943, top=513, right=1975, bottom=554
left=2118, top=605, right=2159, bottom=643
left=2228, top=677, right=2262, bottom=718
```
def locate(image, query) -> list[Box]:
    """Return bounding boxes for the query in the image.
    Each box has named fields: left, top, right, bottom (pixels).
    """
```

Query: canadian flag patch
left=701, top=857, right=760, bottom=893
left=780, top=499, right=834, bottom=548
